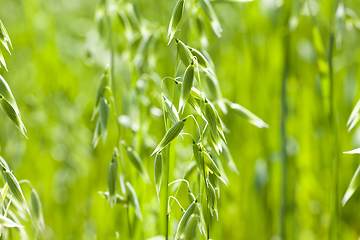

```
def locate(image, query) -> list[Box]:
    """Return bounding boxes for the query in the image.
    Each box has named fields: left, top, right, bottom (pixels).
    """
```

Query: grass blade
left=342, top=164, right=360, bottom=206
left=347, top=99, right=360, bottom=132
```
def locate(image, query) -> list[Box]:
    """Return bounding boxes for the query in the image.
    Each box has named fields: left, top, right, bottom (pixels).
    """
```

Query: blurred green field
left=1, top=0, right=360, bottom=239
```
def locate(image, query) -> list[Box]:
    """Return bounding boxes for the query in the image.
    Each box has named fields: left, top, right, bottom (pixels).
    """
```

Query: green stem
left=280, top=27, right=290, bottom=240
left=105, top=0, right=121, bottom=147
left=105, top=3, right=129, bottom=239
left=161, top=95, right=171, bottom=240
left=164, top=144, right=170, bottom=240
left=127, top=203, right=132, bottom=239
left=328, top=1, right=339, bottom=239
left=328, top=21, right=339, bottom=240
left=207, top=206, right=210, bottom=239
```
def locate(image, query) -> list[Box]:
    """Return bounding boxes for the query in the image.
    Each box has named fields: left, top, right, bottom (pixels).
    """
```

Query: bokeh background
left=1, top=0, right=360, bottom=239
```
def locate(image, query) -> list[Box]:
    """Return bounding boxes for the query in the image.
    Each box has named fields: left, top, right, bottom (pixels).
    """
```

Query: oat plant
left=93, top=0, right=166, bottom=238
left=91, top=0, right=269, bottom=239
left=309, top=1, right=342, bottom=238
left=153, top=0, right=269, bottom=239
left=0, top=20, right=45, bottom=239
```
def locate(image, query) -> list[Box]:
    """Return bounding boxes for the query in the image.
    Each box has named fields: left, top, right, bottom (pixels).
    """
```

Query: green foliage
left=1, top=0, right=360, bottom=239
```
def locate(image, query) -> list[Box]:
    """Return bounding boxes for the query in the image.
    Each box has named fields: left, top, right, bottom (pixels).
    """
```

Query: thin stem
left=207, top=207, right=210, bottom=239
left=105, top=3, right=129, bottom=239
left=161, top=76, right=182, bottom=94
left=329, top=30, right=339, bottom=240
left=127, top=203, right=132, bottom=239
left=180, top=132, right=195, bottom=142
left=168, top=196, right=185, bottom=213
left=18, top=179, right=33, bottom=189
left=0, top=196, right=11, bottom=237
left=169, top=179, right=191, bottom=189
left=328, top=2, right=340, bottom=239
left=196, top=193, right=207, bottom=201
left=162, top=117, right=171, bottom=240
left=105, top=6, right=117, bottom=105
left=168, top=158, right=195, bottom=211
left=280, top=22, right=290, bottom=240
left=104, top=0, right=122, bottom=155
left=164, top=145, right=170, bottom=240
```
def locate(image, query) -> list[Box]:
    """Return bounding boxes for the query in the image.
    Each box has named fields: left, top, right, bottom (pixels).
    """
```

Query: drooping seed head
left=95, top=0, right=108, bottom=37
left=229, top=102, right=269, bottom=128
left=193, top=142, right=204, bottom=174
left=154, top=152, right=163, bottom=200
left=167, top=0, right=185, bottom=45
left=98, top=191, right=127, bottom=205
left=175, top=200, right=197, bottom=239
left=99, top=97, right=110, bottom=142
left=95, top=69, right=109, bottom=107
left=204, top=100, right=218, bottom=142
left=0, top=94, right=27, bottom=138
left=0, top=156, right=9, bottom=171
left=202, top=150, right=221, bottom=178
left=107, top=148, right=119, bottom=208
left=92, top=120, right=102, bottom=148
left=30, top=187, right=45, bottom=232
left=151, top=118, right=186, bottom=156
left=2, top=169, right=29, bottom=214
left=0, top=49, right=7, bottom=70
left=0, top=20, right=12, bottom=52
left=199, top=0, right=223, bottom=38
left=0, top=216, right=24, bottom=229
left=184, top=214, right=199, bottom=239
left=162, top=94, right=180, bottom=124
left=122, top=141, right=150, bottom=183
left=206, top=179, right=218, bottom=219
left=0, top=75, right=20, bottom=116
left=176, top=39, right=193, bottom=67
left=204, top=72, right=220, bottom=99
left=179, top=63, right=195, bottom=113
left=126, top=182, right=143, bottom=220
left=195, top=15, right=208, bottom=49
left=220, top=140, right=239, bottom=174
left=125, top=2, right=143, bottom=32
left=188, top=47, right=212, bottom=71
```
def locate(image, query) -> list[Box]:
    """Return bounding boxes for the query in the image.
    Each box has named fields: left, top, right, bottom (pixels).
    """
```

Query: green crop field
left=0, top=0, right=360, bottom=239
